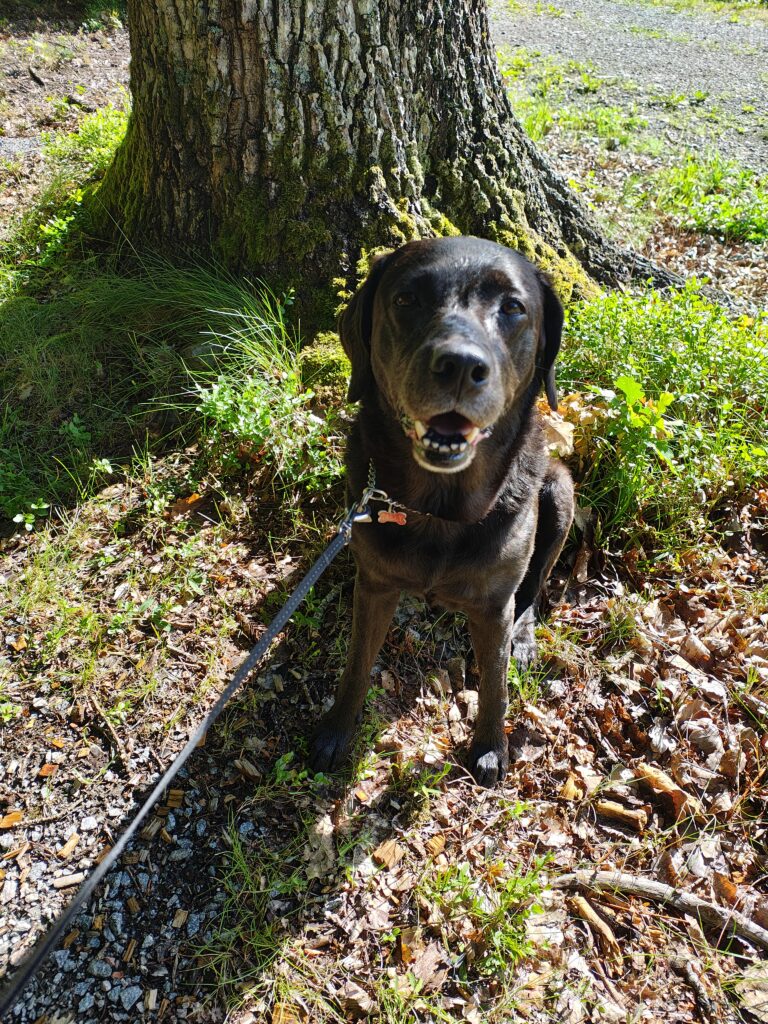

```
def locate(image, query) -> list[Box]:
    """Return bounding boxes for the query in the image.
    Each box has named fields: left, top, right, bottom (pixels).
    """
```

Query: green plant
left=178, top=283, right=344, bottom=493
left=560, top=283, right=768, bottom=546
left=655, top=151, right=768, bottom=242
left=418, top=858, right=545, bottom=980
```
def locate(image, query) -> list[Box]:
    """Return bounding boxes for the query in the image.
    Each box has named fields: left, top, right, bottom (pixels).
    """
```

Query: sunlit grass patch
left=559, top=282, right=768, bottom=546
left=655, top=151, right=768, bottom=243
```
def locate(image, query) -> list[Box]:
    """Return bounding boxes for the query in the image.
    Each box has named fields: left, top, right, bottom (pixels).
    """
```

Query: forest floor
left=1, top=2, right=768, bottom=1024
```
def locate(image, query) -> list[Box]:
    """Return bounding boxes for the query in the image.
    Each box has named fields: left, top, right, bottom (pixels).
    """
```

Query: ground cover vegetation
left=1, top=3, right=768, bottom=1023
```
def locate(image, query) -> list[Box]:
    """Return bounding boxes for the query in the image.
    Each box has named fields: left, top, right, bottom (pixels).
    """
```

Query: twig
left=552, top=870, right=768, bottom=950
left=671, top=956, right=717, bottom=1023
left=28, top=65, right=46, bottom=87
left=90, top=695, right=128, bottom=771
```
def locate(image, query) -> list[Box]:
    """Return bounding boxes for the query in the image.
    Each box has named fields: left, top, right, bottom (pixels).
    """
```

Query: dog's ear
left=537, top=272, right=564, bottom=411
left=339, top=251, right=394, bottom=403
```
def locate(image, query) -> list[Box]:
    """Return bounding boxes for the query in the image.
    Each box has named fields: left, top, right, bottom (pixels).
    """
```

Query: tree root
left=552, top=869, right=768, bottom=950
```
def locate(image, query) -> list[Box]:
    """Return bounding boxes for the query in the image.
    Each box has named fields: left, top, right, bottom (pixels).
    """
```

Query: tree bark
left=99, top=0, right=664, bottom=328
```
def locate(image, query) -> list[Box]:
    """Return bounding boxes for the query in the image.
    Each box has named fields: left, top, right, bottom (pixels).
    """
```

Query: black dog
left=310, top=237, right=574, bottom=786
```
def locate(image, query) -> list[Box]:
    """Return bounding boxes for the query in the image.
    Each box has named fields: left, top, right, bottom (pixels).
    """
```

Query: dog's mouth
left=404, top=411, right=491, bottom=473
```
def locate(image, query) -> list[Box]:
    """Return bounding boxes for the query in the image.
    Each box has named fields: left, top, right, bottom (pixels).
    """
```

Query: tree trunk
left=99, top=0, right=663, bottom=328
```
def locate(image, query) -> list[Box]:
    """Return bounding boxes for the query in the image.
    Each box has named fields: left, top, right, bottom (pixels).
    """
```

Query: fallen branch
left=552, top=870, right=768, bottom=950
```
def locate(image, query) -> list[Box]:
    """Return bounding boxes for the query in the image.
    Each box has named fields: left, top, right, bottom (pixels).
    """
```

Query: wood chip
left=172, top=909, right=189, bottom=928
left=160, top=828, right=173, bottom=844
left=633, top=762, right=705, bottom=823
left=145, top=990, right=158, bottom=1011
left=569, top=895, right=622, bottom=963
left=38, top=763, right=58, bottom=777
left=57, top=832, right=80, bottom=860
left=123, top=938, right=137, bottom=962
left=2, top=842, right=30, bottom=861
left=126, top=896, right=140, bottom=914
left=0, top=810, right=23, bottom=829
left=141, top=817, right=163, bottom=840
left=595, top=799, right=648, bottom=832
left=53, top=872, right=85, bottom=889
left=373, top=838, right=406, bottom=869
left=167, top=788, right=185, bottom=807
left=62, top=929, right=79, bottom=949
left=92, top=914, right=104, bottom=931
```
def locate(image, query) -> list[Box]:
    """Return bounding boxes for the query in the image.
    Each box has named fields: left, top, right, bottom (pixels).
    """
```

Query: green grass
left=655, top=152, right=768, bottom=242
left=0, top=260, right=344, bottom=527
left=559, top=282, right=768, bottom=546
left=3, top=103, right=129, bottom=273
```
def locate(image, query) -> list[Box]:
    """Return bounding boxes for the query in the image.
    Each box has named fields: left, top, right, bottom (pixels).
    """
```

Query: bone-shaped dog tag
left=378, top=509, right=407, bottom=526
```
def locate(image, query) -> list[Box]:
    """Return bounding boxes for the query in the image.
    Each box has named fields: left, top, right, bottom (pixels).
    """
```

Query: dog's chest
left=351, top=512, right=535, bottom=611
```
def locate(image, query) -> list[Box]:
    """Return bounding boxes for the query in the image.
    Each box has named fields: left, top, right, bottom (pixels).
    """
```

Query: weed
left=4, top=103, right=128, bottom=269
left=418, top=858, right=546, bottom=981
left=655, top=151, right=768, bottom=243
left=560, top=283, right=768, bottom=545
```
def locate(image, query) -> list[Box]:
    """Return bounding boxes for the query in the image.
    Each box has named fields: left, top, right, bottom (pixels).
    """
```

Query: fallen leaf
left=733, top=963, right=768, bottom=1023
left=338, top=980, right=373, bottom=1016
left=304, top=814, right=336, bottom=880
left=560, top=772, right=584, bottom=801
left=373, top=838, right=406, bottom=869
left=425, top=834, right=445, bottom=857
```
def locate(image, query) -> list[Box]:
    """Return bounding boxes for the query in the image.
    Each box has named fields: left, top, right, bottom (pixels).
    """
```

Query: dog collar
left=353, top=461, right=499, bottom=527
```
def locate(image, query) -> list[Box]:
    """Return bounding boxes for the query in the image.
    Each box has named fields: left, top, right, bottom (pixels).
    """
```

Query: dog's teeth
left=450, top=443, right=460, bottom=451
left=439, top=444, right=451, bottom=453
left=459, top=441, right=468, bottom=451
left=414, top=420, right=427, bottom=439
left=421, top=436, right=431, bottom=448
left=465, top=427, right=480, bottom=445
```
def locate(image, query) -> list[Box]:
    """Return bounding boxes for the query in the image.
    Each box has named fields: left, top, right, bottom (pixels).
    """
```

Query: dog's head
left=340, top=237, right=563, bottom=474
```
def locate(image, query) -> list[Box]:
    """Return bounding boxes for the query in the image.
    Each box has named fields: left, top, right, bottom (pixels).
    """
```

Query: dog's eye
left=394, top=292, right=417, bottom=308
left=500, top=298, right=525, bottom=316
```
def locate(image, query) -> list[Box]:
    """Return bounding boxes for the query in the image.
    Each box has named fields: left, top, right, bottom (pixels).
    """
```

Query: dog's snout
left=429, top=344, right=491, bottom=390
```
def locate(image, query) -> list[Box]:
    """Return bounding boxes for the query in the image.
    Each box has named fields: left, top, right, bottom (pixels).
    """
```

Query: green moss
left=299, top=331, right=350, bottom=386
left=298, top=331, right=351, bottom=405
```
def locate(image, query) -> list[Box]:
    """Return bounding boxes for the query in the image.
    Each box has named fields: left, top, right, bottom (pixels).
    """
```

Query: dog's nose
left=429, top=345, right=490, bottom=389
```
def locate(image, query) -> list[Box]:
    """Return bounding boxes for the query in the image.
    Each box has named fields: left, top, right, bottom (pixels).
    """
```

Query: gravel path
left=490, top=0, right=768, bottom=170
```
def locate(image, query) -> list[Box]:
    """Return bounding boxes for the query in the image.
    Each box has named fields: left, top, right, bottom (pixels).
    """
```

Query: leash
left=0, top=494, right=377, bottom=1018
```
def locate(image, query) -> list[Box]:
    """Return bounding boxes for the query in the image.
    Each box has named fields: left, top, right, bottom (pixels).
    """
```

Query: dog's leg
left=310, top=575, right=399, bottom=772
left=467, top=605, right=514, bottom=787
left=511, top=462, right=574, bottom=668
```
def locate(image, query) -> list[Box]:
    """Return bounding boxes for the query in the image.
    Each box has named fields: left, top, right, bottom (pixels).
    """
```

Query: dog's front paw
left=309, top=715, right=356, bottom=773
left=468, top=739, right=509, bottom=787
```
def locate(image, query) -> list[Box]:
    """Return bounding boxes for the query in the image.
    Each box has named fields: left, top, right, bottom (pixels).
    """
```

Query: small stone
left=89, top=959, right=113, bottom=978
left=195, top=820, right=207, bottom=836
left=80, top=816, right=99, bottom=832
left=78, top=993, right=96, bottom=1013
left=186, top=912, right=203, bottom=937
left=53, top=950, right=71, bottom=968
left=119, top=984, right=142, bottom=1010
